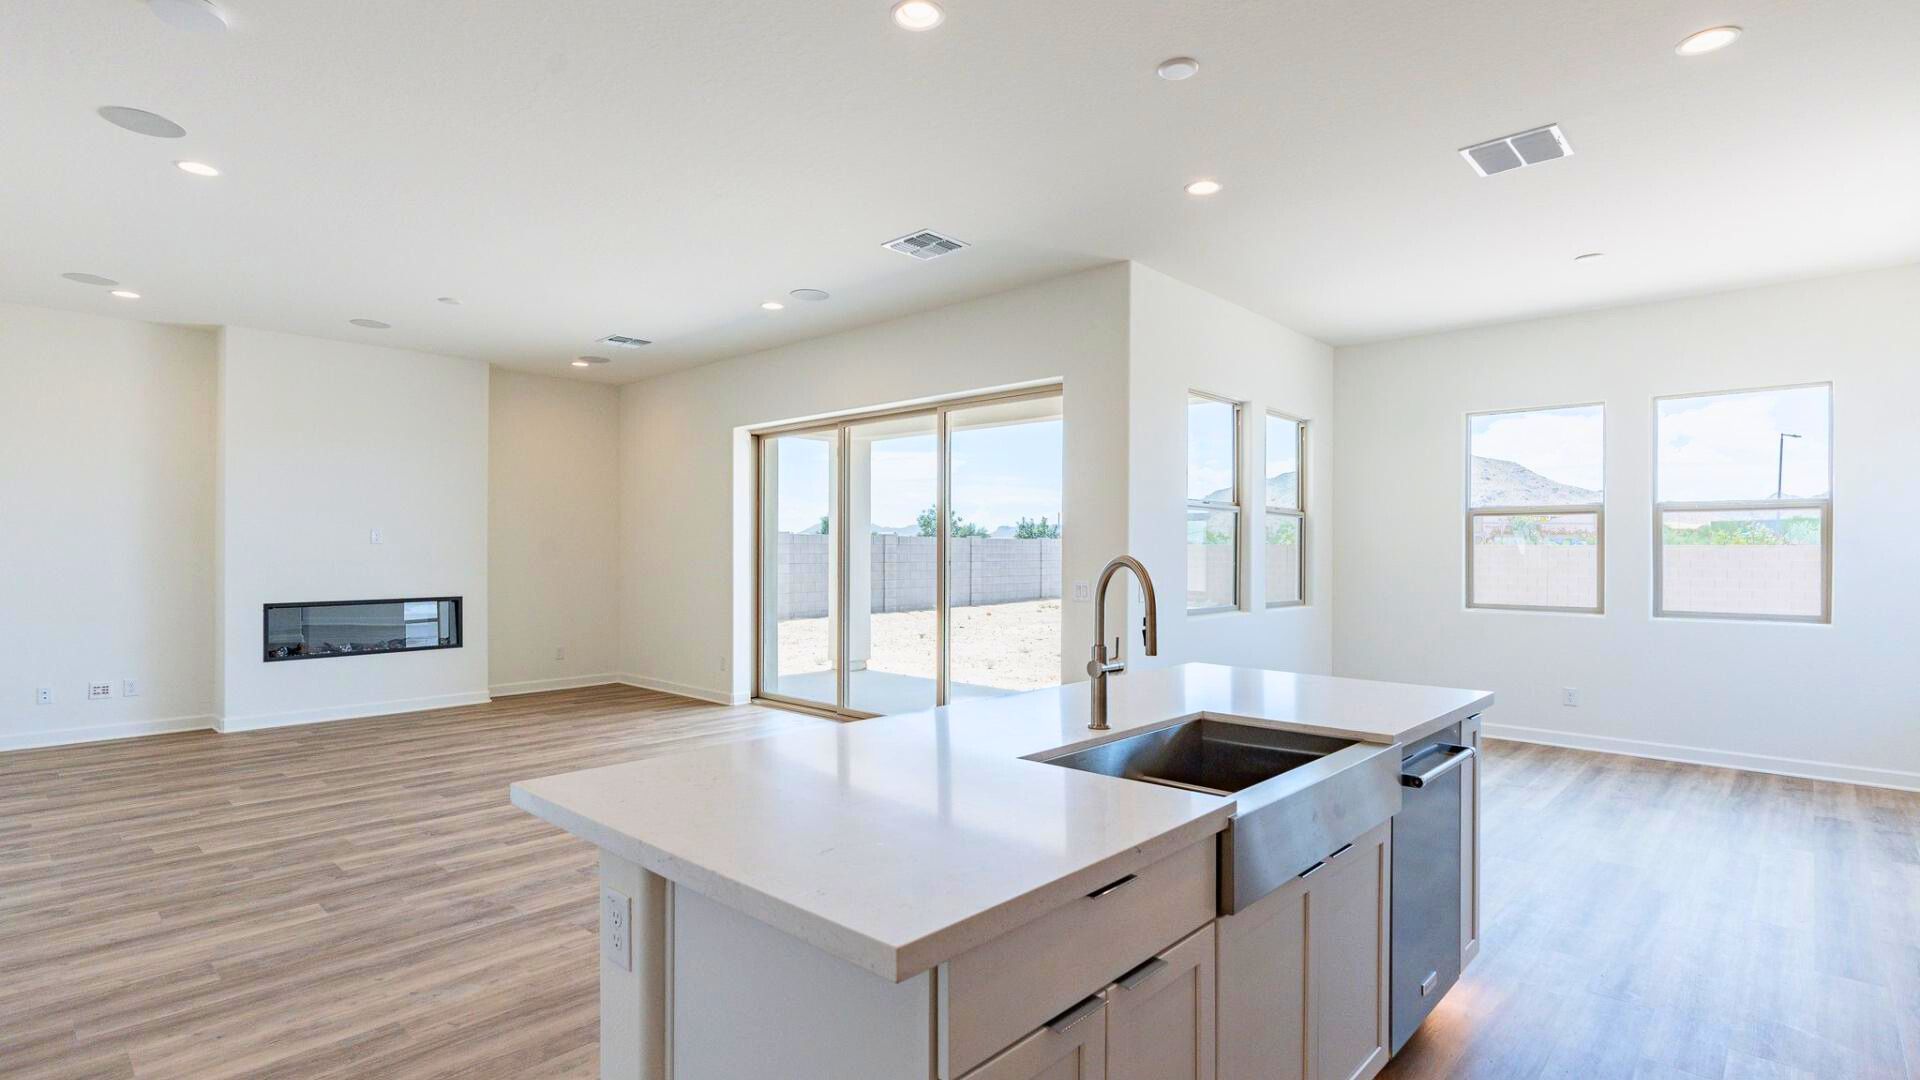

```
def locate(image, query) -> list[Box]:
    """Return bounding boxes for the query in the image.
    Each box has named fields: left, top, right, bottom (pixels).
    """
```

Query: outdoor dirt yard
left=776, top=599, right=1062, bottom=691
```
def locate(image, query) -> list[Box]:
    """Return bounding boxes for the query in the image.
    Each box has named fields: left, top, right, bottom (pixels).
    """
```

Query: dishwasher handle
left=1400, top=744, right=1474, bottom=788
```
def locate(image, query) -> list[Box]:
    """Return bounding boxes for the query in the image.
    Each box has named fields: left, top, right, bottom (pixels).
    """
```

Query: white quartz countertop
left=510, top=663, right=1492, bottom=981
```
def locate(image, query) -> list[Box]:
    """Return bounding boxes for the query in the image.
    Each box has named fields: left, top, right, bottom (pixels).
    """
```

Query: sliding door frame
left=751, top=384, right=1061, bottom=721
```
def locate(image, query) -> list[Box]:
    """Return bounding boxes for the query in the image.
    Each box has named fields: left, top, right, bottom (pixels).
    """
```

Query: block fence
left=776, top=533, right=1061, bottom=619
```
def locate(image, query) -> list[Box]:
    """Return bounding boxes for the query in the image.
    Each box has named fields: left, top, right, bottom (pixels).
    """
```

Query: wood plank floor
left=0, top=685, right=820, bottom=1080
left=1383, top=741, right=1920, bottom=1080
left=4, top=689, right=1917, bottom=1078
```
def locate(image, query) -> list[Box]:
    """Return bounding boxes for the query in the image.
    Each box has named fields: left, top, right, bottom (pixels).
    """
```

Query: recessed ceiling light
left=1573, top=252, right=1606, bottom=263
left=574, top=355, right=611, bottom=366
left=891, top=0, right=944, bottom=31
left=348, top=318, right=391, bottom=329
left=175, top=160, right=220, bottom=177
left=1184, top=179, right=1223, bottom=196
left=1675, top=26, right=1742, bottom=56
left=62, top=272, right=120, bottom=287
left=789, top=288, right=831, bottom=302
left=761, top=301, right=785, bottom=311
left=436, top=296, right=461, bottom=306
left=1157, top=57, right=1200, bottom=81
left=97, top=106, right=186, bottom=139
left=147, top=0, right=229, bottom=33
left=110, top=290, right=142, bottom=300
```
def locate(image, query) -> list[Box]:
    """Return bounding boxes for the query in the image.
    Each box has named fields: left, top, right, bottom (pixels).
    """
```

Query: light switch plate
left=602, top=887, right=631, bottom=971
left=88, top=681, right=113, bottom=700
left=369, top=528, right=383, bottom=545
left=36, top=687, right=53, bottom=706
left=1071, top=581, right=1091, bottom=602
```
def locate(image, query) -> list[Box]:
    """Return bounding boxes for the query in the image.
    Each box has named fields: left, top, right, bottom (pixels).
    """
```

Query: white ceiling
left=6, top=1, right=1918, bottom=383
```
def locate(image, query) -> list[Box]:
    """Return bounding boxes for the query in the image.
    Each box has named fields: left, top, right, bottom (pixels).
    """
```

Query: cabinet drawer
left=958, top=997, right=1106, bottom=1080
left=943, top=837, right=1215, bottom=1077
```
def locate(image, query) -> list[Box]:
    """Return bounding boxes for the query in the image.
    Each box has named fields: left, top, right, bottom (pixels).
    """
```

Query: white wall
left=488, top=368, right=622, bottom=695
left=0, top=304, right=217, bottom=749
left=216, top=327, right=491, bottom=729
left=615, top=262, right=1335, bottom=705
left=1127, top=264, right=1336, bottom=674
left=1334, top=264, right=1920, bottom=789
left=618, top=264, right=1134, bottom=703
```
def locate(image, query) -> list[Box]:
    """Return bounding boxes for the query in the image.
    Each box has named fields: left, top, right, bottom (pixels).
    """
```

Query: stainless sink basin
left=1034, top=715, right=1402, bottom=913
left=1040, top=717, right=1351, bottom=795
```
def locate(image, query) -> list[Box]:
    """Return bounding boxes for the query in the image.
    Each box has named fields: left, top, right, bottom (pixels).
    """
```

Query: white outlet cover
left=369, top=528, right=384, bottom=545
left=1071, top=581, right=1092, bottom=602
left=123, top=679, right=141, bottom=697
left=36, top=687, right=53, bottom=705
left=602, top=888, right=632, bottom=971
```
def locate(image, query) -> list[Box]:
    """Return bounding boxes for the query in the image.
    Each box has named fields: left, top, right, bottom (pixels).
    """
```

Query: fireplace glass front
left=263, top=597, right=462, bottom=661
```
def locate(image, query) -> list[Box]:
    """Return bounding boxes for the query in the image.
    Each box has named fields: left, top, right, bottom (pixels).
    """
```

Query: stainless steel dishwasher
left=1389, top=722, right=1476, bottom=1054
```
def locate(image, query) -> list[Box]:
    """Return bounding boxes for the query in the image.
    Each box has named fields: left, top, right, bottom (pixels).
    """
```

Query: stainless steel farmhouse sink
left=1033, top=716, right=1402, bottom=912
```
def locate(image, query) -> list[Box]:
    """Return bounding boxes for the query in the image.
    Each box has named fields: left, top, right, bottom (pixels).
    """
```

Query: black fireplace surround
left=263, top=597, right=462, bottom=662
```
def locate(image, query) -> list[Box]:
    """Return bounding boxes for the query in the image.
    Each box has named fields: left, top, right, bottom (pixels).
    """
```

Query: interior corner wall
left=0, top=303, right=217, bottom=750
left=487, top=368, right=622, bottom=695
left=1332, top=263, right=1920, bottom=788
left=216, top=326, right=491, bottom=730
left=1125, top=264, right=1336, bottom=675
left=616, top=263, right=1134, bottom=704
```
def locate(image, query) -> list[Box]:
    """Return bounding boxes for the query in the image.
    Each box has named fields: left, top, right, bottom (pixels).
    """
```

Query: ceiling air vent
left=883, top=229, right=970, bottom=261
left=1459, top=124, right=1572, bottom=177
left=597, top=334, right=652, bottom=348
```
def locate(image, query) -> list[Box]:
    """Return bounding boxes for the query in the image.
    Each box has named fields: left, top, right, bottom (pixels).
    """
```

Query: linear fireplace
left=263, top=597, right=462, bottom=662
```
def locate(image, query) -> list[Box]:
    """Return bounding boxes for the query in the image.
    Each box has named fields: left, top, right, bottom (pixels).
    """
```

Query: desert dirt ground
left=776, top=599, right=1062, bottom=691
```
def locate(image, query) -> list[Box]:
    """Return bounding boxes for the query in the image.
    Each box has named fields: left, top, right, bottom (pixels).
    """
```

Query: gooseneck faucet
left=1087, top=555, right=1158, bottom=730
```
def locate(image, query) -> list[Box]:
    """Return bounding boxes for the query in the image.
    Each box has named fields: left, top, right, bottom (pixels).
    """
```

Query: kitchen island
left=511, top=663, right=1491, bottom=1080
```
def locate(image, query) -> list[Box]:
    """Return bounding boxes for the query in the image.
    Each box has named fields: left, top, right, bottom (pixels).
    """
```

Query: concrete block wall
left=774, top=533, right=1061, bottom=618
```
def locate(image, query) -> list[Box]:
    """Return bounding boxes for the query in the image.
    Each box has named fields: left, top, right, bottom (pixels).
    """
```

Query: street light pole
left=1776, top=432, right=1802, bottom=500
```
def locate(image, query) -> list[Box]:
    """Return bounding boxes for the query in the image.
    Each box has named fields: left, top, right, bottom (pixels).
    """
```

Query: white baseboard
left=617, top=674, right=748, bottom=707
left=1, top=714, right=217, bottom=753
left=218, top=690, right=493, bottom=733
left=489, top=674, right=622, bottom=697
left=1484, top=722, right=1920, bottom=793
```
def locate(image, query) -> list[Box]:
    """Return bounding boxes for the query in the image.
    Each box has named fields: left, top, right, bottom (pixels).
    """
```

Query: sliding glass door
left=757, top=429, right=838, bottom=708
left=846, top=413, right=940, bottom=714
left=754, top=388, right=1063, bottom=718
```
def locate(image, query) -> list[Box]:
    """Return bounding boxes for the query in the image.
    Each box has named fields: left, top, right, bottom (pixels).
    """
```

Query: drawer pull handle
left=1086, top=873, right=1137, bottom=900
left=1046, top=995, right=1105, bottom=1034
left=1297, top=860, right=1325, bottom=879
left=1115, top=956, right=1169, bottom=991
left=1328, top=842, right=1353, bottom=860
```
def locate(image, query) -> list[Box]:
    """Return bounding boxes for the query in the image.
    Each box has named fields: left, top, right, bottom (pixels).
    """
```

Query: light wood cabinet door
left=962, top=999, right=1106, bottom=1080
left=1216, top=872, right=1308, bottom=1080
left=1460, top=713, right=1483, bottom=970
left=1106, top=924, right=1216, bottom=1080
left=1308, top=823, right=1391, bottom=1080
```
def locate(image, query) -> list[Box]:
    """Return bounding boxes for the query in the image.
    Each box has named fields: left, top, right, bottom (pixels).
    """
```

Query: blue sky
left=1469, top=387, right=1830, bottom=501
left=772, top=419, right=1064, bottom=533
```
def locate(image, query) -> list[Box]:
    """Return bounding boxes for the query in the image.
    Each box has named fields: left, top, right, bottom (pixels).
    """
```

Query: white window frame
left=1264, top=411, right=1307, bottom=609
left=1464, top=402, right=1606, bottom=614
left=1652, top=382, right=1833, bottom=624
left=1186, top=390, right=1242, bottom=614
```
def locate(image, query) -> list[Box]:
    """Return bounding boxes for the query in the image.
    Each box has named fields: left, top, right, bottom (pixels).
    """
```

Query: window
left=1655, top=384, right=1831, bottom=622
left=1186, top=392, right=1240, bottom=612
left=1264, top=413, right=1305, bottom=606
left=755, top=387, right=1065, bottom=718
left=1466, top=404, right=1604, bottom=612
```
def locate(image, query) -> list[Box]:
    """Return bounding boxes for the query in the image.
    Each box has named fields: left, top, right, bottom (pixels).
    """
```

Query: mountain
left=1471, top=457, right=1599, bottom=506
left=1204, top=471, right=1297, bottom=507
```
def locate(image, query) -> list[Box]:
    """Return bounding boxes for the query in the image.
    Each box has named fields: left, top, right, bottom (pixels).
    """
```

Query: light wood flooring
left=1385, top=742, right=1920, bottom=1080
left=0, top=686, right=819, bottom=1080
left=4, top=686, right=1917, bottom=1079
